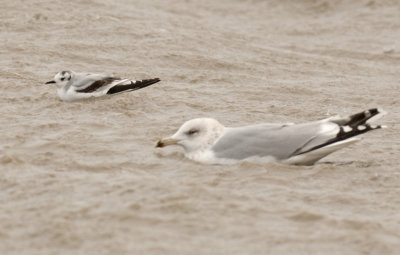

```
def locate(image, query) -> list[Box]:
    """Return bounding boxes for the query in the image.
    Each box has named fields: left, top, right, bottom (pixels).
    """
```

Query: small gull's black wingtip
left=107, top=77, right=161, bottom=94
left=45, top=80, right=56, bottom=84
left=146, top=78, right=161, bottom=84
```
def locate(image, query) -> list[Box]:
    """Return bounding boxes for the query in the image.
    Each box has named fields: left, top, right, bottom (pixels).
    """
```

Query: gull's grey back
left=70, top=72, right=115, bottom=88
left=211, top=121, right=337, bottom=160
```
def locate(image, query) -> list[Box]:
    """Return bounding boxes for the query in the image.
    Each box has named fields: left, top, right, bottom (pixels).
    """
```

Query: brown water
left=1, top=0, right=400, bottom=254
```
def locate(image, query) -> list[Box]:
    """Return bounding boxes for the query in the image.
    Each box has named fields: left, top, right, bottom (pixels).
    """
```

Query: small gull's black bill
left=45, top=80, right=56, bottom=84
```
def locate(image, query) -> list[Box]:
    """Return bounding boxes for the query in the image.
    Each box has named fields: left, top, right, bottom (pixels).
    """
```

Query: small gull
left=155, top=108, right=386, bottom=165
left=45, top=71, right=160, bottom=101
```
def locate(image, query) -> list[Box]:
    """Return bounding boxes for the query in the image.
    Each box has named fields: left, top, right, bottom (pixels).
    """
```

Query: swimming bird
left=45, top=71, right=160, bottom=101
left=155, top=108, right=386, bottom=165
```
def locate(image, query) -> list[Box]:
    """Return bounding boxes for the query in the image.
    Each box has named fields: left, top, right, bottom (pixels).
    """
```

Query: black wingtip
left=295, top=109, right=385, bottom=157
left=107, top=78, right=161, bottom=95
left=143, top=78, right=161, bottom=85
left=129, top=78, right=161, bottom=90
left=346, top=108, right=381, bottom=127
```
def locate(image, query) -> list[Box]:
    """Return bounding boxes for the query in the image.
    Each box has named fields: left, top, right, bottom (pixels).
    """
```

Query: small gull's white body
left=156, top=109, right=386, bottom=165
left=45, top=71, right=160, bottom=101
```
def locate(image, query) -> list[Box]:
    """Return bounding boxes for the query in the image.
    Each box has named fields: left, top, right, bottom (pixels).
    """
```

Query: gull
left=155, top=108, right=386, bottom=165
left=45, top=71, right=160, bottom=101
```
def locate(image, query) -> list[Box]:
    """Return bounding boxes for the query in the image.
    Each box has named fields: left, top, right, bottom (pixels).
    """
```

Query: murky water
left=1, top=0, right=400, bottom=254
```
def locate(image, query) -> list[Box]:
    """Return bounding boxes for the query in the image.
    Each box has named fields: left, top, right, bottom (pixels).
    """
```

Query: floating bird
left=45, top=71, right=160, bottom=101
left=156, top=108, right=386, bottom=165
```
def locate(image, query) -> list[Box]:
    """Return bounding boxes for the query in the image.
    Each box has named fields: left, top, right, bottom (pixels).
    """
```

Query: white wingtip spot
left=343, top=126, right=352, bottom=132
left=357, top=125, right=367, bottom=131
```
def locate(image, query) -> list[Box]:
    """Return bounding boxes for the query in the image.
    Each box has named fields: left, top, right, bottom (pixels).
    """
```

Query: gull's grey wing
left=70, top=72, right=118, bottom=89
left=75, top=77, right=120, bottom=93
left=211, top=121, right=339, bottom=160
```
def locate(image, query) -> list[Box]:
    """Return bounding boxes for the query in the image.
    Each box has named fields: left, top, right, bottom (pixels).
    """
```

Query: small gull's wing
left=107, top=78, right=161, bottom=94
left=70, top=73, right=160, bottom=94
left=75, top=78, right=126, bottom=93
left=71, top=72, right=118, bottom=89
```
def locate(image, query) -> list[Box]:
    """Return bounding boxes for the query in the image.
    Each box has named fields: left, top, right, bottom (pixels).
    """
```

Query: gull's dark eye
left=60, top=77, right=65, bottom=81
left=186, top=129, right=199, bottom=136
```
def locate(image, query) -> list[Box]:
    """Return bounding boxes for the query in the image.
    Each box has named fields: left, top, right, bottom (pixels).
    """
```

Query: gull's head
left=156, top=118, right=225, bottom=154
left=45, top=71, right=73, bottom=88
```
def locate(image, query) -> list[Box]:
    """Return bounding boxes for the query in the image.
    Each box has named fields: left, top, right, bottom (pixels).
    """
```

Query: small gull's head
left=155, top=118, right=225, bottom=154
left=45, top=71, right=73, bottom=88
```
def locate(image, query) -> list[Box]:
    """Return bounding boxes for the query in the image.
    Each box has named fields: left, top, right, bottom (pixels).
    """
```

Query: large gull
left=155, top=108, right=386, bottom=165
left=45, top=71, right=160, bottom=101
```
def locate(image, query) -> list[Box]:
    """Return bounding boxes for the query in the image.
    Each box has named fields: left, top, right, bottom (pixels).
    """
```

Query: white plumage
left=45, top=71, right=160, bottom=101
left=156, top=109, right=386, bottom=165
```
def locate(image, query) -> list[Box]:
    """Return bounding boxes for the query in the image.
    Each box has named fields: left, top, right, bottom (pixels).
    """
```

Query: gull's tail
left=329, top=108, right=387, bottom=128
left=286, top=108, right=386, bottom=165
left=107, top=78, right=161, bottom=94
left=306, top=108, right=386, bottom=153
